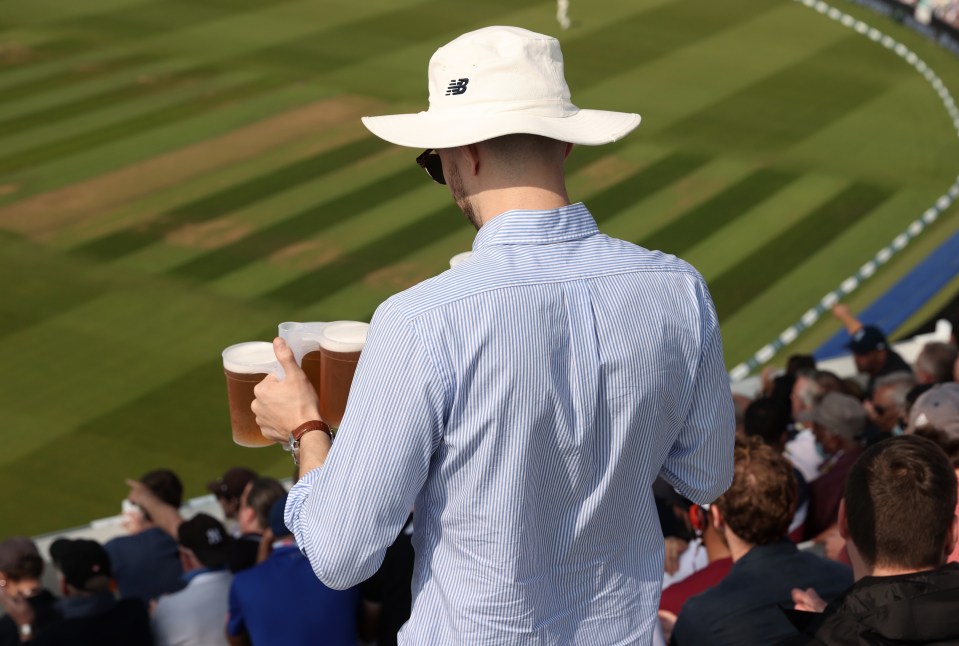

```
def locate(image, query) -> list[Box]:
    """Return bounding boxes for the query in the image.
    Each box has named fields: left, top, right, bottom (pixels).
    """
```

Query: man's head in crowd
left=177, top=513, right=231, bottom=571
left=841, top=435, right=958, bottom=579
left=206, top=467, right=257, bottom=520
left=868, top=372, right=916, bottom=435
left=743, top=398, right=791, bottom=452
left=847, top=325, right=891, bottom=377
left=712, top=436, right=796, bottom=556
left=915, top=342, right=958, bottom=385
left=0, top=537, right=44, bottom=597
left=49, top=539, right=113, bottom=597
left=124, top=468, right=183, bottom=535
left=238, top=477, right=287, bottom=535
left=791, top=370, right=844, bottom=420
left=808, top=392, right=866, bottom=456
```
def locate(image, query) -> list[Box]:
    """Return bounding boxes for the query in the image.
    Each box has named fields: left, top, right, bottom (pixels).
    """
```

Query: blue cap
left=847, top=325, right=887, bottom=355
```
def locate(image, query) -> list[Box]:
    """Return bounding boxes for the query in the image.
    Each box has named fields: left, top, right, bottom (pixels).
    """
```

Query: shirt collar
left=182, top=564, right=227, bottom=585
left=472, top=203, right=599, bottom=252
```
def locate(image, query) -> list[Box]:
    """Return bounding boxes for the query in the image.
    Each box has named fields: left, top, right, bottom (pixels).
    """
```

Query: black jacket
left=788, top=562, right=959, bottom=645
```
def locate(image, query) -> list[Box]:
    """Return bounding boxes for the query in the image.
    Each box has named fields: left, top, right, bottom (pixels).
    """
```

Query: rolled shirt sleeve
left=285, top=299, right=446, bottom=590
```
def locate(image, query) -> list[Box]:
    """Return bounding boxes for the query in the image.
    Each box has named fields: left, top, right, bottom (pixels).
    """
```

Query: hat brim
left=361, top=109, right=641, bottom=149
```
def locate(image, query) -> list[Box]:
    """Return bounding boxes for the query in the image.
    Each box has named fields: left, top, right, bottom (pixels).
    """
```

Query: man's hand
left=791, top=587, right=827, bottom=613
left=252, top=338, right=322, bottom=444
left=125, top=478, right=182, bottom=538
left=0, top=584, right=35, bottom=634
left=658, top=610, right=678, bottom=643
left=831, top=303, right=863, bottom=335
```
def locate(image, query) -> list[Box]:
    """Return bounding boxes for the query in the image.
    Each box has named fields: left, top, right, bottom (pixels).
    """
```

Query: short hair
left=244, top=477, right=287, bottom=531
left=743, top=397, right=790, bottom=448
left=785, top=354, right=816, bottom=376
left=914, top=427, right=959, bottom=470
left=140, top=469, right=183, bottom=522
left=872, top=371, right=917, bottom=409
left=716, top=436, right=796, bottom=546
left=844, top=435, right=957, bottom=570
left=916, top=342, right=958, bottom=384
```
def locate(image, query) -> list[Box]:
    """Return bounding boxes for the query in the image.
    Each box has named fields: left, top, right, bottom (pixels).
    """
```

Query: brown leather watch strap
left=291, top=420, right=332, bottom=443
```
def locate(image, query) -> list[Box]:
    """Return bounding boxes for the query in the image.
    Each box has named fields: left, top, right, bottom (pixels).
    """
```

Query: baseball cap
left=847, top=325, right=888, bottom=355
left=909, top=383, right=959, bottom=437
left=361, top=26, right=640, bottom=148
left=178, top=513, right=231, bottom=567
left=206, top=467, right=257, bottom=500
left=807, top=392, right=867, bottom=440
left=49, top=539, right=111, bottom=591
left=0, top=537, right=41, bottom=576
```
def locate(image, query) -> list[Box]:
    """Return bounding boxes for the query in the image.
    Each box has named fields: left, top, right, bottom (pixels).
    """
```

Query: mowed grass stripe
left=0, top=68, right=217, bottom=138
left=167, top=165, right=423, bottom=282
left=709, top=183, right=895, bottom=320
left=0, top=75, right=287, bottom=175
left=561, top=0, right=776, bottom=90
left=640, top=168, right=797, bottom=256
left=0, top=53, right=154, bottom=102
left=74, top=136, right=384, bottom=260
left=0, top=38, right=89, bottom=70
left=663, top=35, right=913, bottom=155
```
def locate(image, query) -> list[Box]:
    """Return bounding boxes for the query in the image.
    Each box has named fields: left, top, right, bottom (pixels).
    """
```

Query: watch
left=288, top=420, right=333, bottom=466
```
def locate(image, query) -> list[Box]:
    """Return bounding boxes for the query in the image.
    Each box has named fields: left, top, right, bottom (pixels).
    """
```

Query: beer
left=280, top=321, right=325, bottom=400
left=319, top=321, right=369, bottom=428
left=222, top=342, right=278, bottom=447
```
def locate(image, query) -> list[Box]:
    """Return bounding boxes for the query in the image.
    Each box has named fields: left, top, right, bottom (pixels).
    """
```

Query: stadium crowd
left=0, top=306, right=956, bottom=645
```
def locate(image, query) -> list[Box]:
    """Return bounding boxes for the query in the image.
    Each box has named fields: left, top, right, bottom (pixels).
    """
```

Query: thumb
left=273, top=337, right=299, bottom=374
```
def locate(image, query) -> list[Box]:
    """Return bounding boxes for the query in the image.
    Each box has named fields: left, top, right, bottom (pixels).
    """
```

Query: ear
left=460, top=144, right=481, bottom=176
left=709, top=504, right=724, bottom=530
left=945, top=513, right=959, bottom=560
left=838, top=498, right=850, bottom=541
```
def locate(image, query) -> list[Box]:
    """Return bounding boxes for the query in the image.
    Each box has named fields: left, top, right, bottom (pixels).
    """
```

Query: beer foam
left=222, top=341, right=279, bottom=374
left=320, top=321, right=369, bottom=353
left=449, top=251, right=473, bottom=268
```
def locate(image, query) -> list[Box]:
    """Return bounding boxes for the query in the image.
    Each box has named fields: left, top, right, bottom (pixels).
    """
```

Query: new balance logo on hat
left=445, top=78, right=469, bottom=96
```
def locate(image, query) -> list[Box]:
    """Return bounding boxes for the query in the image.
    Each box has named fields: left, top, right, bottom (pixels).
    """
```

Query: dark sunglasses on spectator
left=872, top=403, right=887, bottom=416
left=416, top=149, right=446, bottom=185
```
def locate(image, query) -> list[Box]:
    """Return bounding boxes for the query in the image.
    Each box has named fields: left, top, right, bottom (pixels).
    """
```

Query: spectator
left=206, top=468, right=257, bottom=535
left=908, top=383, right=959, bottom=564
left=229, top=477, right=286, bottom=573
left=803, top=393, right=866, bottom=545
left=864, top=371, right=915, bottom=441
left=787, top=370, right=844, bottom=482
left=787, top=435, right=959, bottom=643
left=38, top=539, right=151, bottom=645
left=658, top=503, right=732, bottom=618
left=152, top=514, right=233, bottom=646
left=227, top=495, right=359, bottom=646
left=0, top=538, right=59, bottom=645
left=831, top=304, right=911, bottom=396
left=667, top=437, right=851, bottom=645
left=106, top=469, right=185, bottom=602
left=915, top=341, right=958, bottom=385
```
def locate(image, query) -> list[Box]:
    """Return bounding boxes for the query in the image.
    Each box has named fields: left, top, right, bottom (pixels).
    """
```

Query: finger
left=272, top=337, right=299, bottom=374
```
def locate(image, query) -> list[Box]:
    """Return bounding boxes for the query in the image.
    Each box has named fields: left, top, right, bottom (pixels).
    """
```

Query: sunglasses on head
left=416, top=149, right=446, bottom=185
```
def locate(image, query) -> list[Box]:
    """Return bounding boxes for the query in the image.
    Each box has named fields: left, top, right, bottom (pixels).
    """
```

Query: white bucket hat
left=361, top=26, right=641, bottom=149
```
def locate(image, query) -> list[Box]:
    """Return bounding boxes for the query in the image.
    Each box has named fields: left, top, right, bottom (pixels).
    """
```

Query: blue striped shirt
left=286, top=203, right=734, bottom=645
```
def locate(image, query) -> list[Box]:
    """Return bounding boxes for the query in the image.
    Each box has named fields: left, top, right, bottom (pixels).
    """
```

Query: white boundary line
left=728, top=0, right=959, bottom=382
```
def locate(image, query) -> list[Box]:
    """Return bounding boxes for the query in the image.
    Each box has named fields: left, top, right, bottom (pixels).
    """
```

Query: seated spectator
left=36, top=539, right=151, bottom=645
left=229, top=477, right=286, bottom=573
left=908, top=383, right=959, bottom=564
left=803, top=393, right=866, bottom=545
left=915, top=341, right=958, bottom=385
left=153, top=514, right=233, bottom=646
left=787, top=435, right=959, bottom=644
left=206, top=467, right=257, bottom=536
left=227, top=494, right=359, bottom=646
left=0, top=538, right=59, bottom=645
left=107, top=469, right=186, bottom=603
left=667, top=437, right=851, bottom=645
left=659, top=503, right=732, bottom=618
left=864, top=371, right=915, bottom=442
left=831, top=304, right=911, bottom=396
left=788, top=370, right=846, bottom=482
